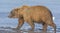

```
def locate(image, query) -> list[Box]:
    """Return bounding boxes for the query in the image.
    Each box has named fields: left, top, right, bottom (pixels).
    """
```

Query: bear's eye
left=14, top=9, right=18, bottom=11
left=11, top=11, right=15, bottom=16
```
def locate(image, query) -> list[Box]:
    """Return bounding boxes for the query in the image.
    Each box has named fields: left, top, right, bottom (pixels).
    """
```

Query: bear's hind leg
left=46, top=20, right=56, bottom=33
left=49, top=22, right=56, bottom=33
left=42, top=23, right=47, bottom=33
left=27, top=19, right=35, bottom=31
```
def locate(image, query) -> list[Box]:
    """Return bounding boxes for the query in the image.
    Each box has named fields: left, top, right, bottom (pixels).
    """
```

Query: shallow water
left=0, top=13, right=60, bottom=33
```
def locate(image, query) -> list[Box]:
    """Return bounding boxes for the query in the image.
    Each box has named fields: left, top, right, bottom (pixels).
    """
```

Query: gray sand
left=0, top=28, right=54, bottom=33
left=0, top=27, right=60, bottom=33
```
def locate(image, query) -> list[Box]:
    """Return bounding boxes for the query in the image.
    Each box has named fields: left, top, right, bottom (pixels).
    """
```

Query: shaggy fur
left=8, top=5, right=56, bottom=33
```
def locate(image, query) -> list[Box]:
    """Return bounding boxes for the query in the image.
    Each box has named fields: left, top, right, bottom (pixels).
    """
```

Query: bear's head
left=8, top=8, right=20, bottom=18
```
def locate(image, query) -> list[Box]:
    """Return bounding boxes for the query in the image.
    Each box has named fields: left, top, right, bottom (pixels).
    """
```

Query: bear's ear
left=14, top=8, right=20, bottom=12
left=22, top=5, right=29, bottom=9
left=16, top=8, right=20, bottom=11
left=20, top=5, right=30, bottom=10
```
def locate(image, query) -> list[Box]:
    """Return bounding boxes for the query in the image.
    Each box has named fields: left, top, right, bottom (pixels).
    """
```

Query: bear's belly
left=32, top=18, right=42, bottom=23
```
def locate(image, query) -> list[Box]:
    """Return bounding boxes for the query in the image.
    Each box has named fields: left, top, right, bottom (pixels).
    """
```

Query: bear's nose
left=8, top=15, right=10, bottom=18
left=8, top=15, right=11, bottom=18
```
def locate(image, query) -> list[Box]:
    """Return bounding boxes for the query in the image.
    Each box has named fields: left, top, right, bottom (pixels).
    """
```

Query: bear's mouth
left=8, top=16, right=19, bottom=18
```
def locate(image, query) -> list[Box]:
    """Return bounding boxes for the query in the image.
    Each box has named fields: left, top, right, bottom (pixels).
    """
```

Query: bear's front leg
left=16, top=18, right=24, bottom=30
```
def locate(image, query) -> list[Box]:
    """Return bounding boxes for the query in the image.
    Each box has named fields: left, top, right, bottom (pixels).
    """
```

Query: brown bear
left=8, top=5, right=56, bottom=33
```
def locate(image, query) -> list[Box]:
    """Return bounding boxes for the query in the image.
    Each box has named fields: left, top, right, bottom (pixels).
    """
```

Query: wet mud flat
left=0, top=30, right=52, bottom=33
left=0, top=27, right=60, bottom=33
left=0, top=30, right=53, bottom=33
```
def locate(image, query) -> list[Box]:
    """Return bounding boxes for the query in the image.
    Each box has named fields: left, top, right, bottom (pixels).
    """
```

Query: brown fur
left=8, top=5, right=56, bottom=33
